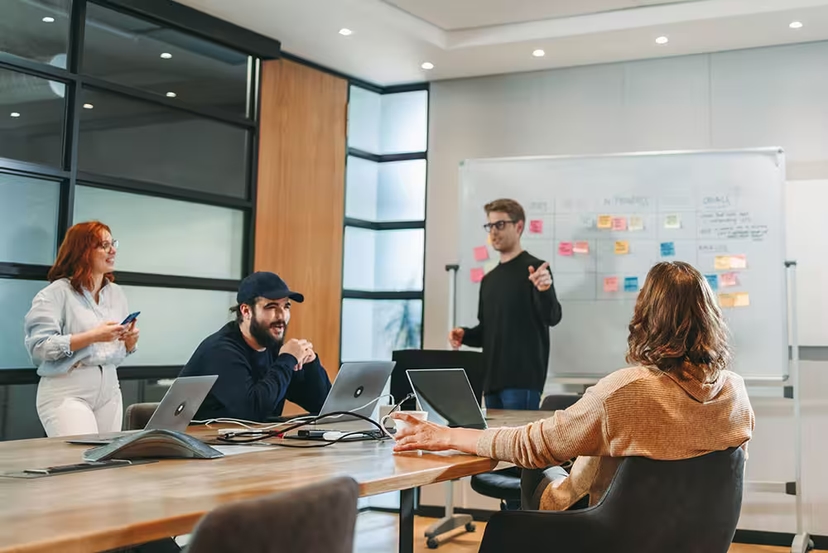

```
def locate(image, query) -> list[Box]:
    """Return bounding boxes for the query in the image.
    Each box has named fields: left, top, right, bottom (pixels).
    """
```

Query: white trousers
left=36, top=365, right=123, bottom=437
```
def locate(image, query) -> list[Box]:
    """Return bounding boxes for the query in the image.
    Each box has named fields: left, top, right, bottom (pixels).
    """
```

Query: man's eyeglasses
left=483, top=220, right=516, bottom=233
left=98, top=240, right=119, bottom=251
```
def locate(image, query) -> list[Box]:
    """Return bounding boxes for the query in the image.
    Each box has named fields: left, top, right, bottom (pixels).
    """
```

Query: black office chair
left=478, top=447, right=746, bottom=553
left=469, top=394, right=581, bottom=510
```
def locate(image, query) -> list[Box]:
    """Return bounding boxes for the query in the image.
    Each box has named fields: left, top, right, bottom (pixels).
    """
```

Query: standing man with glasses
left=449, top=199, right=562, bottom=412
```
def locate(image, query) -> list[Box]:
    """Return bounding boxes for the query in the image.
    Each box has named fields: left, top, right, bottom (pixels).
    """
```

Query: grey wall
left=425, top=41, right=828, bottom=534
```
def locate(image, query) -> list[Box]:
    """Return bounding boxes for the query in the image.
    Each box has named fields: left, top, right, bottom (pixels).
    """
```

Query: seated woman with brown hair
left=391, top=261, right=754, bottom=511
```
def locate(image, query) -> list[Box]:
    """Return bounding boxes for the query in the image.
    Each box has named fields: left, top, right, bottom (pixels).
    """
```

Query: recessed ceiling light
left=790, top=21, right=803, bottom=29
left=42, top=16, right=55, bottom=23
left=339, top=28, right=353, bottom=36
left=166, top=92, right=177, bottom=98
left=532, top=49, right=545, bottom=57
left=83, top=103, right=94, bottom=109
left=656, top=36, right=669, bottom=44
left=421, top=62, right=434, bottom=70
left=160, top=53, right=172, bottom=59
left=10, top=112, right=21, bottom=118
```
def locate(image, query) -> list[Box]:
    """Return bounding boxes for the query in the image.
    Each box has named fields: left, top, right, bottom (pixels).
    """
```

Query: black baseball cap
left=236, top=271, right=304, bottom=304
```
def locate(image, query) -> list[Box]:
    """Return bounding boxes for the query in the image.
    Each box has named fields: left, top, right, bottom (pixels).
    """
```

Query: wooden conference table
left=0, top=410, right=541, bottom=553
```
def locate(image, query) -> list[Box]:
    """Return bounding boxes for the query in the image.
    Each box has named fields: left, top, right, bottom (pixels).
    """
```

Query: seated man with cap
left=179, top=271, right=332, bottom=421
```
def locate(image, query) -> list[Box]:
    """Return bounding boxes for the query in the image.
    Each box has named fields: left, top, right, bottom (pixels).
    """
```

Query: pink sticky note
left=473, top=246, right=489, bottom=262
left=573, top=241, right=589, bottom=254
left=558, top=242, right=573, bottom=256
left=471, top=268, right=484, bottom=283
left=604, top=277, right=619, bottom=293
left=529, top=219, right=544, bottom=234
left=720, top=272, right=739, bottom=288
left=611, top=217, right=627, bottom=231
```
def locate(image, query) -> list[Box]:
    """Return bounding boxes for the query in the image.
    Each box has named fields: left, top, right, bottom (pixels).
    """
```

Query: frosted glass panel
left=341, top=299, right=422, bottom=362
left=348, top=86, right=381, bottom=154
left=381, top=91, right=428, bottom=154
left=343, top=228, right=424, bottom=291
left=119, top=286, right=235, bottom=366
left=0, top=173, right=60, bottom=265
left=0, top=279, right=45, bottom=369
left=74, top=186, right=245, bottom=279
left=346, top=158, right=426, bottom=222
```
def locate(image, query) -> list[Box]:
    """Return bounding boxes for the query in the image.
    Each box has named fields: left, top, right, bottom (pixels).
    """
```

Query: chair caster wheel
left=427, top=537, right=439, bottom=549
left=465, top=522, right=476, bottom=532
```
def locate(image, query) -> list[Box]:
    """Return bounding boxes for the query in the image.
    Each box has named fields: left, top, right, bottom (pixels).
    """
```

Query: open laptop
left=406, top=368, right=488, bottom=430
left=66, top=375, right=218, bottom=445
left=316, top=361, right=396, bottom=420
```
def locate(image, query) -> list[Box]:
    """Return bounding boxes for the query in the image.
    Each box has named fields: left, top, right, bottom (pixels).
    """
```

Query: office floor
left=353, top=512, right=823, bottom=553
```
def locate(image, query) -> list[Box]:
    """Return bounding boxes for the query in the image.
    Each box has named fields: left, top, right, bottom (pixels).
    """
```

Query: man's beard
left=249, top=313, right=286, bottom=350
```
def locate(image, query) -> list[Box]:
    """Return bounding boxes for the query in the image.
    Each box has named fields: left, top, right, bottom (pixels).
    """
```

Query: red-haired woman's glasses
left=98, top=240, right=119, bottom=251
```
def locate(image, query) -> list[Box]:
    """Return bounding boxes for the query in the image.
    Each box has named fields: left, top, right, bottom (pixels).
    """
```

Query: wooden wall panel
left=255, top=59, right=347, bottom=412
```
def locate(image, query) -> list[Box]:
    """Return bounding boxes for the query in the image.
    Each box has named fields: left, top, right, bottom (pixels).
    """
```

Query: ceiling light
left=790, top=21, right=803, bottom=29
left=42, top=16, right=55, bottom=23
left=655, top=36, right=669, bottom=44
left=421, top=62, right=434, bottom=70
left=166, top=92, right=177, bottom=98
left=10, top=112, right=21, bottom=118
left=339, top=28, right=353, bottom=36
left=83, top=103, right=94, bottom=109
left=160, top=53, right=172, bottom=59
left=532, top=49, right=545, bottom=57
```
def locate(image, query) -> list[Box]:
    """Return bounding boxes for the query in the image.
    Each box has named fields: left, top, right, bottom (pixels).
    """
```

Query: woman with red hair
left=24, top=221, right=139, bottom=437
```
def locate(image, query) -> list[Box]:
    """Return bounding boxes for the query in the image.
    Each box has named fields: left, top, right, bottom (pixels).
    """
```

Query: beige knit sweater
left=476, top=365, right=754, bottom=511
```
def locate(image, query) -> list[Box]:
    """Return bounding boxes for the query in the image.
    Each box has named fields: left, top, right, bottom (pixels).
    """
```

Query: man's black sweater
left=462, top=250, right=562, bottom=394
left=179, top=322, right=332, bottom=421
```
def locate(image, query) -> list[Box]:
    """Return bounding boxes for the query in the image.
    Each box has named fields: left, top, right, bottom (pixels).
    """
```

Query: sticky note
left=529, top=219, right=544, bottom=234
left=597, top=215, right=612, bottom=229
left=714, top=256, right=731, bottom=270
left=573, top=241, right=590, bottom=254
left=730, top=255, right=747, bottom=269
left=624, top=276, right=639, bottom=292
left=705, top=274, right=719, bottom=291
left=558, top=242, right=573, bottom=256
left=611, top=217, right=627, bottom=231
left=629, top=216, right=644, bottom=231
left=720, top=272, right=739, bottom=288
left=473, top=246, right=489, bottom=262
left=615, top=240, right=629, bottom=255
left=470, top=268, right=485, bottom=283
left=735, top=292, right=750, bottom=307
left=664, top=214, right=681, bottom=229
left=603, top=277, right=619, bottom=293
left=484, top=260, right=498, bottom=274
left=660, top=242, right=675, bottom=257
left=719, top=293, right=736, bottom=308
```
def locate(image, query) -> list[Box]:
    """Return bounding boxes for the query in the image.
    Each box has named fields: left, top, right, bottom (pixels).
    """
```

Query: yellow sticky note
left=597, top=215, right=612, bottom=229
left=714, top=256, right=731, bottom=270
left=735, top=292, right=750, bottom=307
left=719, top=293, right=736, bottom=308
left=629, top=216, right=645, bottom=231
left=615, top=240, right=629, bottom=255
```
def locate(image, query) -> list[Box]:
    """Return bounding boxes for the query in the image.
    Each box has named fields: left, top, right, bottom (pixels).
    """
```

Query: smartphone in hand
left=121, top=312, right=140, bottom=326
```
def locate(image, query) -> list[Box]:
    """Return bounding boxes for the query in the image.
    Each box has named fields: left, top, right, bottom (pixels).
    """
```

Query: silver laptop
left=406, top=368, right=488, bottom=430
left=316, top=361, right=396, bottom=420
left=66, top=375, right=218, bottom=445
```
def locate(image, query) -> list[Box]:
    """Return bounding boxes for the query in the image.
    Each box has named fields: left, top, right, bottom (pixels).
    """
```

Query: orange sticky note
left=597, top=215, right=612, bottom=229
left=611, top=217, right=627, bottom=231
left=720, top=272, right=739, bottom=288
left=614, top=240, right=629, bottom=255
left=719, top=293, right=736, bottom=308
left=714, top=256, right=731, bottom=271
left=604, top=276, right=619, bottom=293
left=529, top=219, right=544, bottom=234
left=573, top=241, right=589, bottom=254
left=473, top=246, right=489, bottom=262
left=471, top=268, right=485, bottom=283
left=558, top=242, right=573, bottom=256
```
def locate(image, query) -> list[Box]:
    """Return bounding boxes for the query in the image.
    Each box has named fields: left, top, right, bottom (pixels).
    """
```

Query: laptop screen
left=406, top=369, right=487, bottom=430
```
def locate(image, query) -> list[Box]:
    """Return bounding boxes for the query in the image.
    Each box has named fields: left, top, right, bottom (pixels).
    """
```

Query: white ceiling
left=174, top=0, right=828, bottom=86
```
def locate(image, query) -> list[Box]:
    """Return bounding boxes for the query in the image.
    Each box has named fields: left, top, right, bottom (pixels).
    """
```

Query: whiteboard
left=456, top=149, right=788, bottom=382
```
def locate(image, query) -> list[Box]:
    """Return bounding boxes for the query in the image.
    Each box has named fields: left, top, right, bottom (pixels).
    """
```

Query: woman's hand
left=121, top=321, right=140, bottom=353
left=390, top=412, right=482, bottom=454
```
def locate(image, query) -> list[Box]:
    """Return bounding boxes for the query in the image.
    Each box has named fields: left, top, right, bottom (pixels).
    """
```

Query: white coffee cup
left=380, top=410, right=428, bottom=439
